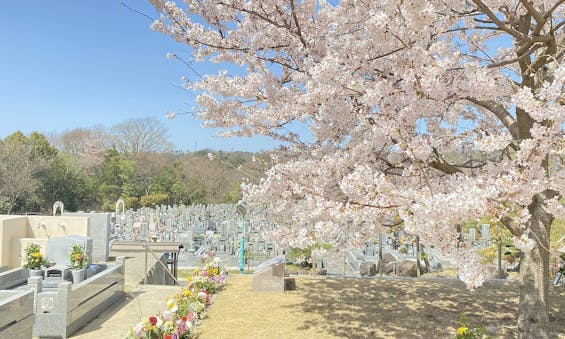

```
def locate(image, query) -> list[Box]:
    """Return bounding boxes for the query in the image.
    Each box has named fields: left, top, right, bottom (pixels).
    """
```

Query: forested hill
left=0, top=128, right=271, bottom=214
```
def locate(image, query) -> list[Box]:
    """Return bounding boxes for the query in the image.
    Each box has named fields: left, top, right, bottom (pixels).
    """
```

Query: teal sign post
left=236, top=202, right=247, bottom=274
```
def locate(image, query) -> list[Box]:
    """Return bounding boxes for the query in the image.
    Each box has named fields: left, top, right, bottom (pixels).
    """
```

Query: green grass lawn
left=551, top=218, right=565, bottom=243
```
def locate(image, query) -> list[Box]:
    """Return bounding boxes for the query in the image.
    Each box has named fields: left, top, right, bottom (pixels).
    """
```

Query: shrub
left=123, top=196, right=140, bottom=209
left=141, top=193, right=169, bottom=208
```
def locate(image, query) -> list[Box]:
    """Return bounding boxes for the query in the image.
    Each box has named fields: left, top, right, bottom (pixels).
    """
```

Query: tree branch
left=466, top=97, right=519, bottom=140
left=290, top=0, right=307, bottom=48
left=544, top=0, right=565, bottom=19
left=519, top=0, right=545, bottom=35
left=470, top=0, right=526, bottom=41
left=501, top=215, right=524, bottom=237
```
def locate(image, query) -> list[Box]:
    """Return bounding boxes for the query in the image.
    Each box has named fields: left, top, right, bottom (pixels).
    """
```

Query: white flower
left=156, top=316, right=163, bottom=329
left=513, top=234, right=536, bottom=252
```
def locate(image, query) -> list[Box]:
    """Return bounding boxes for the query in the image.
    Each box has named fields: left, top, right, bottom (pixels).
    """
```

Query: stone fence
left=0, top=267, right=30, bottom=289
left=30, top=256, right=125, bottom=338
left=0, top=289, right=34, bottom=338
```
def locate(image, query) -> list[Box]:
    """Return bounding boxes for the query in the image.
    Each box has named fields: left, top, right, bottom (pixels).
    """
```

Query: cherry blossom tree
left=149, top=1, right=564, bottom=337
left=51, top=127, right=109, bottom=175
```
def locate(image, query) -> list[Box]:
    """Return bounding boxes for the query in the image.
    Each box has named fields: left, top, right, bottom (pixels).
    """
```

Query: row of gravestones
left=112, top=203, right=278, bottom=260
left=362, top=224, right=492, bottom=260
left=109, top=201, right=494, bottom=275
left=329, top=224, right=493, bottom=277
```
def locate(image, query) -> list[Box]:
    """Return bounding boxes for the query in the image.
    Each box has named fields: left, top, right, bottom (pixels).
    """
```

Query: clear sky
left=0, top=1, right=279, bottom=152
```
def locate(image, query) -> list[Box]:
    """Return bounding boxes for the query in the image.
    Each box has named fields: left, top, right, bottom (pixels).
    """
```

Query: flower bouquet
left=70, top=243, right=89, bottom=270
left=23, top=243, right=46, bottom=270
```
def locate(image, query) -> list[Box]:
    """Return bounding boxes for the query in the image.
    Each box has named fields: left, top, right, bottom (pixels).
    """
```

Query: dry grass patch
left=194, top=275, right=565, bottom=339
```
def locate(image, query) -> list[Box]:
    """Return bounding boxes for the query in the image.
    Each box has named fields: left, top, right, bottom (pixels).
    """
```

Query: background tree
left=151, top=1, right=564, bottom=337
left=129, top=152, right=173, bottom=196
left=50, top=126, right=109, bottom=175
left=98, top=149, right=136, bottom=210
left=0, top=132, right=54, bottom=214
left=110, top=117, right=173, bottom=155
left=37, top=154, right=96, bottom=212
left=153, top=161, right=208, bottom=205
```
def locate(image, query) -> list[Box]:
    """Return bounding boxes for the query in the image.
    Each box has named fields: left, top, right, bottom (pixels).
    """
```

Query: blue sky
left=0, top=1, right=278, bottom=152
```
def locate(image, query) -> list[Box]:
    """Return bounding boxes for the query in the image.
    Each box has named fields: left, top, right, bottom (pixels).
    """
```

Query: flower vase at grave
left=29, top=268, right=43, bottom=278
left=71, top=268, right=85, bottom=283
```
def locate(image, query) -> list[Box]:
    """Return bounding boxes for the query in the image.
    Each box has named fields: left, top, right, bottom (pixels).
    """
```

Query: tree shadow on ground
left=285, top=277, right=565, bottom=338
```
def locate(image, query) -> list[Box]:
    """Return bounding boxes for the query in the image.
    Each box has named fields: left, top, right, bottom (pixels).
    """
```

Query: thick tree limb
left=501, top=215, right=524, bottom=237
left=519, top=0, right=545, bottom=35
left=466, top=98, right=519, bottom=140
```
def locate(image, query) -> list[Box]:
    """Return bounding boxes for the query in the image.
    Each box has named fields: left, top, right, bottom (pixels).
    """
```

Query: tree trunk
left=517, top=193, right=553, bottom=339
left=416, top=236, right=420, bottom=277
left=378, top=234, right=383, bottom=276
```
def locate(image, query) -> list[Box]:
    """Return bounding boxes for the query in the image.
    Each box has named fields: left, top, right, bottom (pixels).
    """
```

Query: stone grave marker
left=469, top=227, right=476, bottom=243
left=252, top=255, right=285, bottom=291
left=65, top=212, right=111, bottom=262
left=45, top=236, right=93, bottom=267
left=360, top=261, right=377, bottom=276
left=481, top=224, right=490, bottom=243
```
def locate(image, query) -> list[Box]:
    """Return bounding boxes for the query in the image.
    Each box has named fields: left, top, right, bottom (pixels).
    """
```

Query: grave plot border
left=31, top=257, right=125, bottom=339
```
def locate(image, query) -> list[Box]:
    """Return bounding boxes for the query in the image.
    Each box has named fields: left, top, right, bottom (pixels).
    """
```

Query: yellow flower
left=182, top=289, right=192, bottom=297
left=457, top=326, right=468, bottom=336
left=33, top=252, right=41, bottom=258
left=166, top=298, right=176, bottom=309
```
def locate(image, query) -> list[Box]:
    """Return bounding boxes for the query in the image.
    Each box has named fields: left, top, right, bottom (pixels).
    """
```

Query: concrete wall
left=0, top=216, right=29, bottom=268
left=26, top=215, right=89, bottom=238
left=0, top=215, right=90, bottom=268
left=0, top=267, right=30, bottom=289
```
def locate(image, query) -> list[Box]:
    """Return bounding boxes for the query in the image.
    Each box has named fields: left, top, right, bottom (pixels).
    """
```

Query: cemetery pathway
left=70, top=254, right=181, bottom=338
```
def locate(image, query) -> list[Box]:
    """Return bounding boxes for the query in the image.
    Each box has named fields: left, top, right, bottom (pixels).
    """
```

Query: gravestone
left=45, top=236, right=93, bottom=267
left=481, top=224, right=490, bottom=243
left=469, top=227, right=476, bottom=243
left=65, top=212, right=111, bottom=262
left=360, top=261, right=377, bottom=276
left=252, top=255, right=285, bottom=291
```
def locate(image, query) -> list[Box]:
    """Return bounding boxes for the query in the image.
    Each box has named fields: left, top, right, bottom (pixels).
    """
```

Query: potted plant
left=23, top=243, right=46, bottom=277
left=70, top=243, right=89, bottom=283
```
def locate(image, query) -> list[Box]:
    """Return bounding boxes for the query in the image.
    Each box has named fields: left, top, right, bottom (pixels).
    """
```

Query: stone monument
left=252, top=255, right=285, bottom=292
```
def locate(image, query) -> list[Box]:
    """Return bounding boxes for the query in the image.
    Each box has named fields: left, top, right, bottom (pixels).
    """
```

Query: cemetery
left=0, top=199, right=563, bottom=338
left=1, top=1, right=565, bottom=337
